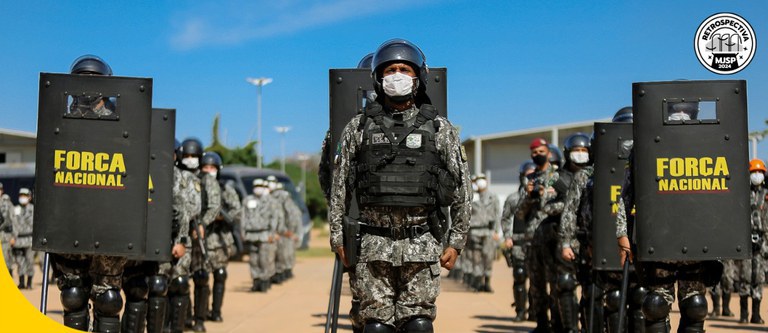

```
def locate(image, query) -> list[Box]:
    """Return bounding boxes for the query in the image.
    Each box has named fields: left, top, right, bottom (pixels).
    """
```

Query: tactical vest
left=354, top=104, right=448, bottom=208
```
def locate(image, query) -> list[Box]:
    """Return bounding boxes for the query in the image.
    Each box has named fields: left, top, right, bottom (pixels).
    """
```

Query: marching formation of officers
left=4, top=55, right=304, bottom=333
left=0, top=184, right=36, bottom=290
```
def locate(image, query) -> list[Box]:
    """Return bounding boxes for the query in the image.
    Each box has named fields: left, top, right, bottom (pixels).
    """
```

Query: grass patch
left=296, top=246, right=335, bottom=258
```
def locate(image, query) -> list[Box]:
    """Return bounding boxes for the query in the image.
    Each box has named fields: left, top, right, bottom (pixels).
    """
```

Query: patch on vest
left=372, top=133, right=391, bottom=144
left=405, top=133, right=422, bottom=149
left=460, top=146, right=468, bottom=162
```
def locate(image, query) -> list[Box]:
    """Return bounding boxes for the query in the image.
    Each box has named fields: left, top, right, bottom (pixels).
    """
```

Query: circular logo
left=694, top=13, right=756, bottom=75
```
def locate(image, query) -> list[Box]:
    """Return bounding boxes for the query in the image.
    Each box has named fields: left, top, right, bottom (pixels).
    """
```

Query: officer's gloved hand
left=617, top=236, right=633, bottom=266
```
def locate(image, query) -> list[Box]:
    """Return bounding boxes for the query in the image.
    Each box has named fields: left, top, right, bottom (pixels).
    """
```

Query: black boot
left=722, top=292, right=734, bottom=316
left=121, top=301, right=148, bottom=333
left=193, top=286, right=209, bottom=332
left=709, top=289, right=721, bottom=318
left=531, top=313, right=552, bottom=333
left=26, top=275, right=33, bottom=289
left=147, top=296, right=167, bottom=333
left=169, top=296, right=190, bottom=333
left=558, top=294, right=579, bottom=333
left=63, top=309, right=90, bottom=331
left=185, top=295, right=194, bottom=329
left=645, top=320, right=670, bottom=333
left=17, top=275, right=25, bottom=289
left=740, top=295, right=749, bottom=323
left=751, top=298, right=764, bottom=324
left=482, top=276, right=493, bottom=293
left=513, top=284, right=527, bottom=322
left=208, top=280, right=225, bottom=321
left=471, top=275, right=483, bottom=292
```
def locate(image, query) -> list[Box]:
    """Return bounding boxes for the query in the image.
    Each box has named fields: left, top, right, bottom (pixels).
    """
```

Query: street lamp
left=275, top=126, right=291, bottom=173
left=297, top=153, right=310, bottom=201
left=246, top=77, right=273, bottom=169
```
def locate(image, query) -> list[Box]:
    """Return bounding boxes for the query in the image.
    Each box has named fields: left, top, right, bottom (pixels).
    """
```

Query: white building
left=0, top=128, right=36, bottom=165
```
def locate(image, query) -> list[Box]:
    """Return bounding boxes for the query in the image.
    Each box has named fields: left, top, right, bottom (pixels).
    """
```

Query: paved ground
left=16, top=230, right=768, bottom=332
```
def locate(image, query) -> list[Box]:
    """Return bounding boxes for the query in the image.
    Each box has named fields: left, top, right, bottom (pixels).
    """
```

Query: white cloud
left=169, top=0, right=426, bottom=50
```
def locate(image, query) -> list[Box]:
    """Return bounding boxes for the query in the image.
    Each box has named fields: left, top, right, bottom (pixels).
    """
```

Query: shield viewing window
left=617, top=139, right=633, bottom=160
left=663, top=99, right=718, bottom=125
left=66, top=93, right=119, bottom=120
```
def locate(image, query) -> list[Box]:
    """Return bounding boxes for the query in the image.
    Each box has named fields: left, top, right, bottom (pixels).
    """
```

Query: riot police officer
left=11, top=187, right=34, bottom=289
left=736, top=158, right=768, bottom=324
left=467, top=174, right=501, bottom=292
left=49, top=54, right=128, bottom=333
left=242, top=179, right=281, bottom=292
left=179, top=138, right=222, bottom=333
left=0, top=183, right=14, bottom=276
left=200, top=151, right=239, bottom=323
left=329, top=39, right=471, bottom=333
left=272, top=181, right=301, bottom=283
left=502, top=161, right=536, bottom=322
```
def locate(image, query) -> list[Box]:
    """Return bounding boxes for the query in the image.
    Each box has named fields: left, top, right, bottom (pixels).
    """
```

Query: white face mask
left=475, top=179, right=488, bottom=191
left=668, top=112, right=691, bottom=121
left=253, top=187, right=268, bottom=197
left=471, top=183, right=478, bottom=192
left=751, top=172, right=765, bottom=186
left=182, top=157, right=199, bottom=170
left=570, top=151, right=590, bottom=164
left=207, top=170, right=218, bottom=178
left=382, top=72, right=415, bottom=97
left=18, top=196, right=29, bottom=205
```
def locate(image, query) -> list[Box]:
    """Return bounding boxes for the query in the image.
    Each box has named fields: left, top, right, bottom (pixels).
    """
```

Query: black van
left=0, top=163, right=36, bottom=204
left=218, top=165, right=312, bottom=249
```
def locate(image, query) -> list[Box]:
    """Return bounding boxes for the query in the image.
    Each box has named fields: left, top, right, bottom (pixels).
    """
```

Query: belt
left=246, top=229, right=269, bottom=233
left=359, top=223, right=430, bottom=240
left=17, top=233, right=32, bottom=237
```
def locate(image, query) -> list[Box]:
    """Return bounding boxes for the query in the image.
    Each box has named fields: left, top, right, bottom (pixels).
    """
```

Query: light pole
left=246, top=77, right=273, bottom=169
left=297, top=154, right=309, bottom=201
left=275, top=126, right=291, bottom=173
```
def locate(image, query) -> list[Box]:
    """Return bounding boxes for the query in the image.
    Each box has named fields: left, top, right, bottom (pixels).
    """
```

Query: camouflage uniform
left=515, top=164, right=559, bottom=328
left=273, top=187, right=302, bottom=280
left=1, top=194, right=15, bottom=273
left=616, top=157, right=720, bottom=332
left=733, top=184, right=768, bottom=322
left=328, top=106, right=471, bottom=328
left=501, top=189, right=529, bottom=320
left=11, top=203, right=34, bottom=282
left=467, top=190, right=500, bottom=291
left=206, top=181, right=240, bottom=271
left=189, top=172, right=221, bottom=328
left=242, top=192, right=282, bottom=289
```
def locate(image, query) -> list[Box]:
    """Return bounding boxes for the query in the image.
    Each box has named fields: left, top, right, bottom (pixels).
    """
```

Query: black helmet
left=180, top=138, right=203, bottom=158
left=201, top=152, right=223, bottom=169
left=357, top=53, right=374, bottom=69
left=548, top=144, right=563, bottom=168
left=70, top=55, right=113, bottom=76
left=612, top=106, right=633, bottom=123
left=564, top=133, right=592, bottom=165
left=518, top=160, right=536, bottom=176
left=372, top=39, right=428, bottom=87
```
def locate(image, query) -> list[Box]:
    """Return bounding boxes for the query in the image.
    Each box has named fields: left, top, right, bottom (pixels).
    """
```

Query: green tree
left=206, top=113, right=259, bottom=166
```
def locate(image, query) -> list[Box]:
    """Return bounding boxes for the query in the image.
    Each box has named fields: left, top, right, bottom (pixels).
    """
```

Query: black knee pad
left=680, top=294, right=708, bottom=322
left=93, top=289, right=123, bottom=317
left=631, top=286, right=648, bottom=307
left=193, top=270, right=209, bottom=285
left=213, top=268, right=227, bottom=283
left=123, top=275, right=149, bottom=302
left=363, top=321, right=395, bottom=333
left=60, top=286, right=89, bottom=312
left=403, top=317, right=433, bottom=333
left=168, top=276, right=190, bottom=295
left=147, top=275, right=168, bottom=297
left=642, top=292, right=671, bottom=322
left=604, top=289, right=622, bottom=313
left=557, top=273, right=577, bottom=293
left=513, top=265, right=527, bottom=281
left=586, top=284, right=604, bottom=301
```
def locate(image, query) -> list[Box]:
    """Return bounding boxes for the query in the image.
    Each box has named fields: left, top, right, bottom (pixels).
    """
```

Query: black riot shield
left=591, top=122, right=633, bottom=271
left=33, top=73, right=154, bottom=258
left=632, top=80, right=750, bottom=261
left=327, top=68, right=448, bottom=218
left=142, top=108, right=176, bottom=261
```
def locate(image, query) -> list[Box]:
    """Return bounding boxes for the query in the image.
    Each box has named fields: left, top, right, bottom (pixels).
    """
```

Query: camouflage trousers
left=466, top=234, right=496, bottom=278
left=527, top=220, right=559, bottom=319
left=735, top=255, right=766, bottom=299
left=206, top=247, right=229, bottom=271
left=635, top=261, right=716, bottom=306
left=356, top=260, right=441, bottom=327
left=1, top=232, right=12, bottom=271
left=248, top=241, right=276, bottom=280
left=346, top=268, right=363, bottom=328
left=12, top=247, right=34, bottom=276
left=191, top=237, right=211, bottom=273
left=51, top=253, right=128, bottom=297
left=123, top=260, right=160, bottom=290
left=158, top=246, right=192, bottom=279
left=275, top=236, right=296, bottom=272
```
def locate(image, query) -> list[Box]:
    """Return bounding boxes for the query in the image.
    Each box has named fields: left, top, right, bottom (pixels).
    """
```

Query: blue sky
left=1, top=1, right=766, bottom=162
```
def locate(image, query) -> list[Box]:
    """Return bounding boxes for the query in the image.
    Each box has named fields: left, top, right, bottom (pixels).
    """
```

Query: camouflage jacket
left=501, top=190, right=521, bottom=239
left=615, top=161, right=634, bottom=238
left=11, top=203, right=33, bottom=248
left=515, top=164, right=559, bottom=240
left=272, top=189, right=302, bottom=236
left=0, top=194, right=14, bottom=236
left=559, top=166, right=594, bottom=250
left=173, top=167, right=199, bottom=247
left=199, top=173, right=222, bottom=227
left=207, top=181, right=241, bottom=249
left=751, top=185, right=768, bottom=235
left=470, top=190, right=501, bottom=237
left=241, top=194, right=282, bottom=242
left=328, top=105, right=471, bottom=264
